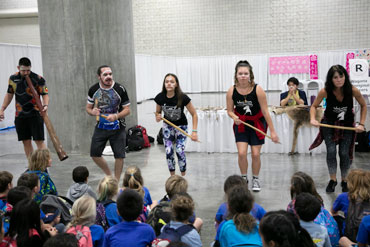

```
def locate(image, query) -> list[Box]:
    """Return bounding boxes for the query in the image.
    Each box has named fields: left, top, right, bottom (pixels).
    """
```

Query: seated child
left=96, top=176, right=121, bottom=228
left=260, top=210, right=315, bottom=247
left=67, top=166, right=97, bottom=202
left=219, top=185, right=262, bottom=247
left=120, top=166, right=156, bottom=209
left=160, top=193, right=202, bottom=247
left=295, top=192, right=331, bottom=247
left=43, top=233, right=79, bottom=247
left=17, top=173, right=40, bottom=202
left=0, top=171, right=13, bottom=211
left=66, top=195, right=104, bottom=247
left=103, top=189, right=155, bottom=247
left=215, top=175, right=266, bottom=229
left=26, top=149, right=57, bottom=204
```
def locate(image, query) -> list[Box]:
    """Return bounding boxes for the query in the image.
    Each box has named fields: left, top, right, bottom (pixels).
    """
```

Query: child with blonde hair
left=96, top=176, right=121, bottom=228
left=26, top=149, right=57, bottom=204
left=66, top=195, right=104, bottom=247
left=121, top=166, right=156, bottom=209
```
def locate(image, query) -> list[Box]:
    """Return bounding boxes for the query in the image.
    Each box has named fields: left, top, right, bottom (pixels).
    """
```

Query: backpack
left=146, top=198, right=172, bottom=236
left=127, top=126, right=145, bottom=151
left=95, top=200, right=114, bottom=231
left=137, top=205, right=149, bottom=223
left=66, top=225, right=93, bottom=247
left=136, top=125, right=151, bottom=148
left=157, top=128, right=164, bottom=145
left=151, top=224, right=194, bottom=247
left=40, top=195, right=73, bottom=225
left=355, top=131, right=370, bottom=152
left=345, top=199, right=370, bottom=242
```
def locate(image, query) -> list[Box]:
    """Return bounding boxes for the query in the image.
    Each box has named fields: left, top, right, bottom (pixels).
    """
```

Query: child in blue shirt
left=295, top=193, right=331, bottom=247
left=103, top=189, right=155, bottom=247
left=97, top=176, right=121, bottom=228
left=0, top=171, right=13, bottom=212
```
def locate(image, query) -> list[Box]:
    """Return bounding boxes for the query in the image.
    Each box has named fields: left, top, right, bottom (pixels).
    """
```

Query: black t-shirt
left=7, top=71, right=48, bottom=118
left=154, top=92, right=191, bottom=126
left=87, top=82, right=130, bottom=125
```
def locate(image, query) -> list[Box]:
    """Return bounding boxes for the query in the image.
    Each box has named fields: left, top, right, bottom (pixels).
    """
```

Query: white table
left=185, top=109, right=326, bottom=154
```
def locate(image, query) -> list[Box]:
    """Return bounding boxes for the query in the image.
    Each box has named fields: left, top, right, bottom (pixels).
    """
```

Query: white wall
left=0, top=0, right=369, bottom=56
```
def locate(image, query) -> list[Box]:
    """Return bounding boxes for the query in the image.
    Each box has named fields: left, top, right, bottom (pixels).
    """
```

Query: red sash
left=234, top=110, right=267, bottom=140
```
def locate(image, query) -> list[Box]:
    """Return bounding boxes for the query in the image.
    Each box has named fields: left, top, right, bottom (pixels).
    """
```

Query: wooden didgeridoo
left=25, top=76, right=68, bottom=161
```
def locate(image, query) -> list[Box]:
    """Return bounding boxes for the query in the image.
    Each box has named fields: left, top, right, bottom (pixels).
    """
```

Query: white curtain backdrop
left=0, top=42, right=363, bottom=129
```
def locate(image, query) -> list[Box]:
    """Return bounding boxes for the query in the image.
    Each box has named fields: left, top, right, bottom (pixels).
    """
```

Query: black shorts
left=90, top=126, right=126, bottom=158
left=15, top=116, right=44, bottom=141
left=233, top=121, right=265, bottom=146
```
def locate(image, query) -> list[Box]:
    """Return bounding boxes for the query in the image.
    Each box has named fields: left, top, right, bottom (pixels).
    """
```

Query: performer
left=280, top=77, right=308, bottom=106
left=226, top=60, right=279, bottom=192
left=154, top=73, right=198, bottom=176
left=310, top=65, right=366, bottom=193
left=0, top=57, right=48, bottom=157
left=86, top=65, right=130, bottom=181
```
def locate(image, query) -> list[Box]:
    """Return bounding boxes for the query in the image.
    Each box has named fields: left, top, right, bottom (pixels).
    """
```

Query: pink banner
left=309, top=54, right=318, bottom=79
left=269, top=56, right=310, bottom=74
left=346, top=52, right=355, bottom=74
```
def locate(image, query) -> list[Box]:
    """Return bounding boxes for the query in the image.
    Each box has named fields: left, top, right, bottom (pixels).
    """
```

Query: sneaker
left=341, top=181, right=348, bottom=192
left=252, top=178, right=261, bottom=192
left=242, top=175, right=249, bottom=184
left=326, top=180, right=337, bottom=193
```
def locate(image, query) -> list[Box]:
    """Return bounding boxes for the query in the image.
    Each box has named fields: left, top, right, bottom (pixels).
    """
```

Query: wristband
left=192, top=130, right=197, bottom=132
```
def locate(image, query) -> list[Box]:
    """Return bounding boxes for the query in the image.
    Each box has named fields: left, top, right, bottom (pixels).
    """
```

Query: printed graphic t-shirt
left=154, top=92, right=191, bottom=126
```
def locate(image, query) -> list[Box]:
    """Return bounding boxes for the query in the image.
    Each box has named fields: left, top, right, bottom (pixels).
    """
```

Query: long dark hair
left=7, top=198, right=44, bottom=246
left=290, top=171, right=323, bottom=205
left=234, top=60, right=255, bottom=85
left=162, top=73, right=184, bottom=108
left=325, top=65, right=352, bottom=102
left=260, top=210, right=315, bottom=247
left=227, top=185, right=256, bottom=233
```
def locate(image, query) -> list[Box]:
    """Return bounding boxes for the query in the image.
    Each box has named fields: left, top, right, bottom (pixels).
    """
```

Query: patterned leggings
left=322, top=127, right=353, bottom=178
left=163, top=123, right=188, bottom=172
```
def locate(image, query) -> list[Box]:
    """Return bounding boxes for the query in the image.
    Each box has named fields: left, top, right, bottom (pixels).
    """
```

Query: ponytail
left=123, top=166, right=144, bottom=198
left=233, top=212, right=256, bottom=233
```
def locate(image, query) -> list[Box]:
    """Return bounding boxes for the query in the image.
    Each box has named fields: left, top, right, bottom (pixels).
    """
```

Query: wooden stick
left=239, top=119, right=281, bottom=144
left=159, top=115, right=201, bottom=143
left=319, top=123, right=357, bottom=131
left=95, top=98, right=99, bottom=121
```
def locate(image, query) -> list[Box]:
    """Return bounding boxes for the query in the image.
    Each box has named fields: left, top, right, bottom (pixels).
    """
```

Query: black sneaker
left=341, top=181, right=348, bottom=192
left=326, top=180, right=337, bottom=193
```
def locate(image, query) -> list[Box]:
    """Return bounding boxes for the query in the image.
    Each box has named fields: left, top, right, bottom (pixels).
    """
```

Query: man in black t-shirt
left=0, top=57, right=49, bottom=157
left=86, top=65, right=130, bottom=181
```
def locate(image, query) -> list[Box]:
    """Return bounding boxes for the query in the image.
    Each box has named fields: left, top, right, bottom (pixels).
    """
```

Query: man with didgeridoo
left=86, top=65, right=130, bottom=181
left=0, top=57, right=49, bottom=157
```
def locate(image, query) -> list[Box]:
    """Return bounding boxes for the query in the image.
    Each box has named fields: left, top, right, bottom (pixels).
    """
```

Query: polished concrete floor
left=1, top=95, right=370, bottom=245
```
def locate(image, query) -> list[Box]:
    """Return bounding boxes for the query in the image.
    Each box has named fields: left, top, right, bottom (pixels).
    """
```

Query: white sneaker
left=252, top=178, right=261, bottom=192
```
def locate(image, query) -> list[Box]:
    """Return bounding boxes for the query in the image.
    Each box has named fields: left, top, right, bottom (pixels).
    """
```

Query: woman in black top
left=155, top=73, right=198, bottom=176
left=226, top=60, right=279, bottom=192
left=310, top=65, right=366, bottom=193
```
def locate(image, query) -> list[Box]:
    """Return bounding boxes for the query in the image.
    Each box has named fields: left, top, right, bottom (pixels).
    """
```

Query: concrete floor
left=1, top=94, right=370, bottom=245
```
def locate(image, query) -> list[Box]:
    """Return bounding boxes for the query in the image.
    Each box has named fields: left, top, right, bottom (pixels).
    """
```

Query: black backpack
left=151, top=224, right=194, bottom=247
left=146, top=198, right=172, bottom=236
left=345, top=199, right=370, bottom=242
left=157, top=127, right=164, bottom=145
left=127, top=126, right=145, bottom=151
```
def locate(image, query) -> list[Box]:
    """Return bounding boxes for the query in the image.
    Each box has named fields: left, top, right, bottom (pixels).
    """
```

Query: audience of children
left=103, top=189, right=155, bottom=247
left=96, top=176, right=122, bottom=228
left=66, top=166, right=97, bottom=202
left=218, top=185, right=262, bottom=247
left=295, top=192, right=331, bottom=247
left=1, top=159, right=368, bottom=247
left=26, top=149, right=58, bottom=204
left=259, top=210, right=315, bottom=247
left=287, top=171, right=340, bottom=246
